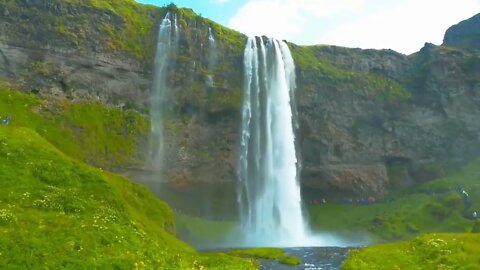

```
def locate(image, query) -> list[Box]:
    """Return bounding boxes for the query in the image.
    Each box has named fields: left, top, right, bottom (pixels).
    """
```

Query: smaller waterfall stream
left=206, top=27, right=217, bottom=88
left=148, top=12, right=178, bottom=172
left=208, top=27, right=216, bottom=46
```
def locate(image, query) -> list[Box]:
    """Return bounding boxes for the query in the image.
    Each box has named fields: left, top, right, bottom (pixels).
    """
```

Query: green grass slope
left=0, top=126, right=256, bottom=269
left=342, top=233, right=480, bottom=270
left=0, top=86, right=148, bottom=167
left=175, top=213, right=237, bottom=248
left=227, top=248, right=301, bottom=266
left=309, top=159, right=480, bottom=241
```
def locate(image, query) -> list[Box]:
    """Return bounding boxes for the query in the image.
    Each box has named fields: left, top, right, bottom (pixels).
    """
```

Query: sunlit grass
left=0, top=125, right=257, bottom=269
left=0, top=86, right=148, bottom=167
left=343, top=233, right=480, bottom=269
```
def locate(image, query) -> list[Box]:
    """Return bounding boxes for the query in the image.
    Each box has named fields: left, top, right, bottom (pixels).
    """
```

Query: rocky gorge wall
left=2, top=0, right=480, bottom=206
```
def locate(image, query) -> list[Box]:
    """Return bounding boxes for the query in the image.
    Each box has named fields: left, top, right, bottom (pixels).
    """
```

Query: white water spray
left=148, top=12, right=178, bottom=171
left=237, top=36, right=309, bottom=247
left=208, top=27, right=216, bottom=46
left=206, top=27, right=217, bottom=88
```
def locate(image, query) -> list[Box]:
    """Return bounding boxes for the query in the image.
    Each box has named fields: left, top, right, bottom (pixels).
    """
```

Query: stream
left=260, top=247, right=354, bottom=270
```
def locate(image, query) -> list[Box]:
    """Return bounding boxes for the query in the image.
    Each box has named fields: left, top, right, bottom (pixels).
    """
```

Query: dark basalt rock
left=443, top=13, right=480, bottom=51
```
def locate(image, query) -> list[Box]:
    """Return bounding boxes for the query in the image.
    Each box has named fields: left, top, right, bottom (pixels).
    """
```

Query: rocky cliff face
left=296, top=43, right=480, bottom=199
left=444, top=13, right=480, bottom=52
left=2, top=1, right=480, bottom=211
left=0, top=0, right=159, bottom=113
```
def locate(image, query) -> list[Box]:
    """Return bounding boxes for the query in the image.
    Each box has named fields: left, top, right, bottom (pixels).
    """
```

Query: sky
left=137, top=0, right=480, bottom=55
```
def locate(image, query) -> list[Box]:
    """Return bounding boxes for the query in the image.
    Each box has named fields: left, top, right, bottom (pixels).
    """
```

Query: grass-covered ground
left=0, top=85, right=148, bottom=167
left=0, top=125, right=257, bottom=269
left=175, top=213, right=238, bottom=248
left=342, top=233, right=480, bottom=269
left=226, top=248, right=301, bottom=266
left=308, top=159, right=480, bottom=242
left=0, top=85, right=257, bottom=268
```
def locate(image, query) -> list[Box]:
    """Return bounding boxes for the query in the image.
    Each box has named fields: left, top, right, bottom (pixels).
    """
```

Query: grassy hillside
left=0, top=85, right=148, bottom=167
left=308, top=159, right=480, bottom=241
left=175, top=213, right=237, bottom=248
left=342, top=233, right=480, bottom=269
left=0, top=126, right=257, bottom=269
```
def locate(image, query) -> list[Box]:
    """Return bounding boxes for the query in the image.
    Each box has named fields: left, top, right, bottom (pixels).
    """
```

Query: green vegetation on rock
left=175, top=213, right=237, bottom=247
left=227, top=248, right=301, bottom=266
left=61, top=0, right=157, bottom=59
left=343, top=233, right=480, bottom=270
left=0, top=126, right=256, bottom=269
left=309, top=159, right=480, bottom=241
left=0, top=85, right=148, bottom=167
left=290, top=45, right=411, bottom=102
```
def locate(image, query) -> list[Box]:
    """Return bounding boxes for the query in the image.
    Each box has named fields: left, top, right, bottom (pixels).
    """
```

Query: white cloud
left=228, top=0, right=366, bottom=39
left=229, top=0, right=480, bottom=54
left=318, top=0, right=480, bottom=54
left=295, top=0, right=365, bottom=17
left=228, top=0, right=305, bottom=39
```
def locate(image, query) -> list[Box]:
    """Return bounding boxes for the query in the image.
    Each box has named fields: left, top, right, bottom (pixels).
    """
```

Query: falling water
left=237, top=36, right=309, bottom=247
left=206, top=27, right=217, bottom=88
left=208, top=27, right=216, bottom=46
left=148, top=11, right=178, bottom=171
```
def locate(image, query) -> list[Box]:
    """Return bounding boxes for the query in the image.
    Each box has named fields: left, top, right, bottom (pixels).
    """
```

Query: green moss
left=343, top=233, right=480, bottom=270
left=175, top=213, right=236, bottom=247
left=30, top=61, right=55, bottom=77
left=279, top=255, right=301, bottom=266
left=82, top=0, right=157, bottom=60
left=472, top=222, right=480, bottom=233
left=208, top=88, right=243, bottom=110
left=366, top=74, right=411, bottom=102
left=209, top=21, right=247, bottom=54
left=0, top=85, right=148, bottom=167
left=290, top=45, right=411, bottom=103
left=227, top=248, right=301, bottom=266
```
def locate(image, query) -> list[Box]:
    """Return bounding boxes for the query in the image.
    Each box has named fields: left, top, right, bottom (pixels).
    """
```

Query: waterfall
left=208, top=26, right=216, bottom=46
left=237, top=36, right=308, bottom=247
left=148, top=11, right=178, bottom=172
left=206, top=27, right=217, bottom=88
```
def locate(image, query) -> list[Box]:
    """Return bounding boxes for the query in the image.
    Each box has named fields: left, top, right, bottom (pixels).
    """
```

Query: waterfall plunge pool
left=259, top=246, right=355, bottom=270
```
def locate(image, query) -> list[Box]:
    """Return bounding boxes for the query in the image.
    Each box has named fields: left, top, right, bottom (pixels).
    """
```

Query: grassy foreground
left=343, top=233, right=480, bottom=269
left=0, top=126, right=257, bottom=269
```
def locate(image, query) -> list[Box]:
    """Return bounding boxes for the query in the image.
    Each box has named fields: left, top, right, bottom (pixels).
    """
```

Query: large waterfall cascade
left=237, top=36, right=310, bottom=247
left=148, top=12, right=178, bottom=172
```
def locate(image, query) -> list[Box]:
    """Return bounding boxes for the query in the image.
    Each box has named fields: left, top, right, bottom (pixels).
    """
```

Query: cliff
left=1, top=0, right=480, bottom=213
left=444, top=13, right=480, bottom=52
left=295, top=43, right=480, bottom=199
